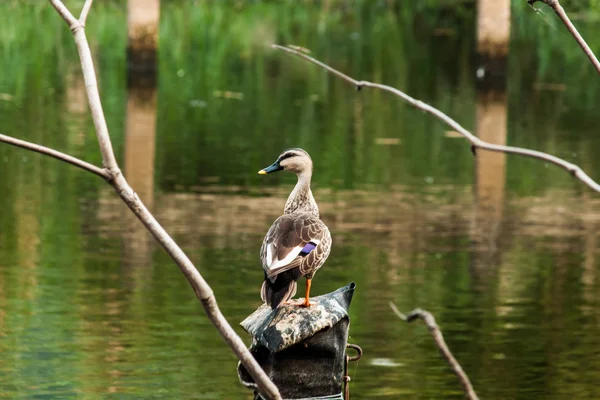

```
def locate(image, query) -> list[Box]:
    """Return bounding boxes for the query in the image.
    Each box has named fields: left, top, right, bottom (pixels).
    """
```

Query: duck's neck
left=284, top=172, right=319, bottom=216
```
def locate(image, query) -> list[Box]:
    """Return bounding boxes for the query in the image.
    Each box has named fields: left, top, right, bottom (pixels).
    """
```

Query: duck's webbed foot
left=299, top=298, right=311, bottom=307
left=284, top=298, right=311, bottom=307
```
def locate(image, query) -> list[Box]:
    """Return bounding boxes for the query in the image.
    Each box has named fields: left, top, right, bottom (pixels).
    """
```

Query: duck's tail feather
left=261, top=267, right=302, bottom=309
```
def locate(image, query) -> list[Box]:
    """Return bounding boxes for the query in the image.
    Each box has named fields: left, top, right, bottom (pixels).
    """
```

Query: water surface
left=1, top=2, right=600, bottom=399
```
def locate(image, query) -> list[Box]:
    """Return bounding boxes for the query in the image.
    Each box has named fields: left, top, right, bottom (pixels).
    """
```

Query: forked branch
left=79, top=0, right=94, bottom=25
left=48, top=0, right=78, bottom=27
left=0, top=133, right=110, bottom=180
left=0, top=1, right=283, bottom=399
left=390, top=303, right=480, bottom=400
left=272, top=44, right=600, bottom=193
left=528, top=0, right=600, bottom=76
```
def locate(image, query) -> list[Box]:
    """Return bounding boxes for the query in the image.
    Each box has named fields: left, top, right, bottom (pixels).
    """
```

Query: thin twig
left=389, top=303, right=480, bottom=400
left=69, top=30, right=119, bottom=172
left=272, top=44, right=600, bottom=193
left=528, top=0, right=600, bottom=76
left=0, top=133, right=110, bottom=180
left=48, top=0, right=78, bottom=28
left=79, top=0, right=94, bottom=25
left=37, top=1, right=282, bottom=399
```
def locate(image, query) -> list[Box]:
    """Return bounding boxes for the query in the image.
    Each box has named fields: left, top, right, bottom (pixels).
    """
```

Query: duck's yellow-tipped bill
left=258, top=161, right=282, bottom=175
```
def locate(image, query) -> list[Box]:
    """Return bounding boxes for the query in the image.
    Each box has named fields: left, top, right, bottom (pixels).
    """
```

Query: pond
left=1, top=1, right=600, bottom=399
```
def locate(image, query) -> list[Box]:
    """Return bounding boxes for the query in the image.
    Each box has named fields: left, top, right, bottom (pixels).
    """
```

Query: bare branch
left=73, top=29, right=120, bottom=171
left=390, top=303, right=480, bottom=400
left=79, top=0, right=94, bottom=25
left=272, top=44, right=600, bottom=194
left=0, top=133, right=110, bottom=180
left=112, top=183, right=281, bottom=400
left=528, top=0, right=600, bottom=76
left=48, top=0, right=119, bottom=172
left=47, top=0, right=78, bottom=28
left=36, top=1, right=283, bottom=398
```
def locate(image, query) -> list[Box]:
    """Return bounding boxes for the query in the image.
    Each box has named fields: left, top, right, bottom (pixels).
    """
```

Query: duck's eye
left=279, top=153, right=296, bottom=161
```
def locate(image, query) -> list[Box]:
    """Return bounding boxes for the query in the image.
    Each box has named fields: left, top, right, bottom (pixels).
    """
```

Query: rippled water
left=1, top=2, right=600, bottom=399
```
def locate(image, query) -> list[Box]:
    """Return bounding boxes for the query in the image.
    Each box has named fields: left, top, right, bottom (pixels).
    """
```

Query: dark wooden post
left=476, top=0, right=511, bottom=89
left=123, top=0, right=160, bottom=267
left=238, top=283, right=358, bottom=399
left=473, top=0, right=510, bottom=268
left=474, top=91, right=507, bottom=244
left=127, top=0, right=160, bottom=87
left=122, top=85, right=157, bottom=269
left=472, top=91, right=508, bottom=277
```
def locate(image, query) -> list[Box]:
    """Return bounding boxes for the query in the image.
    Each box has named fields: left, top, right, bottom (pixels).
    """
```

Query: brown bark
left=127, top=0, right=159, bottom=81
left=476, top=0, right=511, bottom=57
left=127, top=0, right=159, bottom=52
left=124, top=87, right=157, bottom=206
left=475, top=91, right=507, bottom=222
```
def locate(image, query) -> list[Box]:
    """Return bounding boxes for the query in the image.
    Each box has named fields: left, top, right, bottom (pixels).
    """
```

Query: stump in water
left=238, top=282, right=356, bottom=400
left=476, top=0, right=510, bottom=91
left=127, top=0, right=160, bottom=88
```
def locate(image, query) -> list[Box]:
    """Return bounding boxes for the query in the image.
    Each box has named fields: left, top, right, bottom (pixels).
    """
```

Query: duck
left=257, top=148, right=332, bottom=309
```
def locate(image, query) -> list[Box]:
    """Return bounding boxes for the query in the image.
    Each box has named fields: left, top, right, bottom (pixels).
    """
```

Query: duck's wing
left=260, top=213, right=328, bottom=280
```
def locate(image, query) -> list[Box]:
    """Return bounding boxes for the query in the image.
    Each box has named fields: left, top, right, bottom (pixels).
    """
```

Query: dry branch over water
left=528, top=0, right=600, bottom=76
left=390, top=303, right=480, bottom=400
left=1, top=2, right=599, bottom=398
left=0, top=1, right=282, bottom=399
left=272, top=44, right=600, bottom=194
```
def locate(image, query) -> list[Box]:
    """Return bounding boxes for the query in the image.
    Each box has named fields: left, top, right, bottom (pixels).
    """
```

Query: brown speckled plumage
left=258, top=148, right=332, bottom=309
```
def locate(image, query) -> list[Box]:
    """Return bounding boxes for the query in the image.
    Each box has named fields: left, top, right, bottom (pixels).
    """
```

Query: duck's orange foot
left=298, top=298, right=311, bottom=307
left=285, top=299, right=311, bottom=307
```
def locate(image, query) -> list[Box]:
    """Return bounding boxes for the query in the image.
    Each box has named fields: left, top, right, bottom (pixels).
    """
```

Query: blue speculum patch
left=300, top=242, right=317, bottom=256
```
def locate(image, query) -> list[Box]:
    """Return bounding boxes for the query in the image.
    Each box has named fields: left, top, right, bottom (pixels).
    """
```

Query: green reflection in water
left=1, top=1, right=600, bottom=399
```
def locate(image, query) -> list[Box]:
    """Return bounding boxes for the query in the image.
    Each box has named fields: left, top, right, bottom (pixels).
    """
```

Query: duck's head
left=258, top=148, right=313, bottom=176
